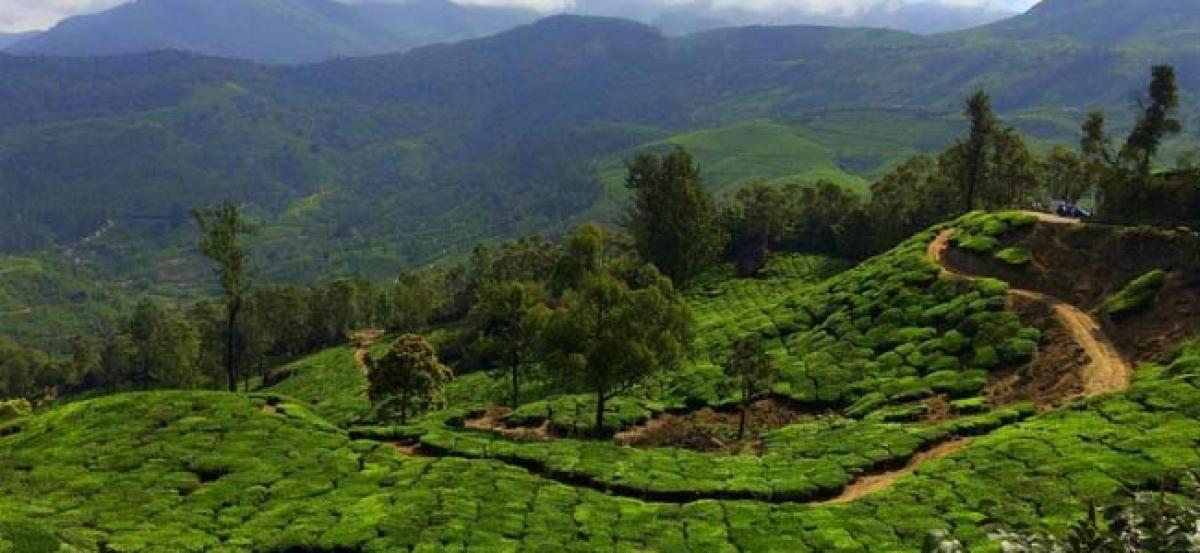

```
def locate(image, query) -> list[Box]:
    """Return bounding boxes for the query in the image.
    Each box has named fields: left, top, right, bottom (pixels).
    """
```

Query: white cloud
left=0, top=0, right=124, bottom=32
left=0, top=0, right=1040, bottom=33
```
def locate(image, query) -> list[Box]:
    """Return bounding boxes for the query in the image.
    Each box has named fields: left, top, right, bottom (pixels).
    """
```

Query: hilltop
left=3, top=213, right=1199, bottom=551
left=4, top=0, right=537, bottom=64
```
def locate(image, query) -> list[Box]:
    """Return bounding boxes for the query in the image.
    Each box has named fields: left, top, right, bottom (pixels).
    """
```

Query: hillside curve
left=927, top=215, right=1133, bottom=399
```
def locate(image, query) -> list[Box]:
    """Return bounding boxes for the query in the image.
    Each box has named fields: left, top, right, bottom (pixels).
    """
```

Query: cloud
left=0, top=0, right=130, bottom=32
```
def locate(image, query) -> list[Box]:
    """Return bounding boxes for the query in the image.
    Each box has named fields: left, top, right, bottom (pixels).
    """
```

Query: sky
left=0, top=0, right=1041, bottom=33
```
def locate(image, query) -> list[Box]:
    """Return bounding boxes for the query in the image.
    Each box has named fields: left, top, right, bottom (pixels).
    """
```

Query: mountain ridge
left=6, top=0, right=539, bottom=64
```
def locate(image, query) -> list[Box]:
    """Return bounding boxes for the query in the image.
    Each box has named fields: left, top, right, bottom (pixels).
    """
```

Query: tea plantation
left=3, top=215, right=1198, bottom=552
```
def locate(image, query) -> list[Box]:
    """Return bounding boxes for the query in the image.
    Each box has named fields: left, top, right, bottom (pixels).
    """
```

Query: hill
left=6, top=0, right=538, bottom=64
left=3, top=215, right=1200, bottom=550
left=964, top=0, right=1200, bottom=51
left=0, top=1, right=1199, bottom=339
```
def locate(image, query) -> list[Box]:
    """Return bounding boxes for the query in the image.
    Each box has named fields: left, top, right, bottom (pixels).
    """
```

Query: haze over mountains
left=0, top=0, right=1021, bottom=63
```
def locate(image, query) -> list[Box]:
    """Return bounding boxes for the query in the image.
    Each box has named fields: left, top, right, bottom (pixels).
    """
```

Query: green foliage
left=1104, top=270, right=1167, bottom=316
left=0, top=399, right=31, bottom=423
left=996, top=486, right=1200, bottom=552
left=192, top=202, right=254, bottom=391
left=265, top=346, right=372, bottom=427
left=421, top=406, right=1032, bottom=500
left=625, top=148, right=725, bottom=286
left=994, top=246, right=1033, bottom=266
left=367, top=335, right=453, bottom=424
left=541, top=263, right=692, bottom=436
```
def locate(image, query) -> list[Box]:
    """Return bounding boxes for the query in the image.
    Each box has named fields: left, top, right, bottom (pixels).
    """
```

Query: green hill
left=4, top=215, right=1200, bottom=551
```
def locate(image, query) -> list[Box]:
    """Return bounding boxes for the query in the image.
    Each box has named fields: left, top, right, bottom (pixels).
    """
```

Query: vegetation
left=366, top=335, right=453, bottom=424
left=192, top=203, right=254, bottom=392
left=2, top=8, right=1200, bottom=547
left=1104, top=270, right=1167, bottom=317
left=624, top=148, right=725, bottom=286
left=724, top=336, right=774, bottom=439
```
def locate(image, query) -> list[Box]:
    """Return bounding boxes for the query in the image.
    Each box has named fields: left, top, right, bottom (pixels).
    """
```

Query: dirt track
left=822, top=438, right=972, bottom=505
left=927, top=223, right=1132, bottom=399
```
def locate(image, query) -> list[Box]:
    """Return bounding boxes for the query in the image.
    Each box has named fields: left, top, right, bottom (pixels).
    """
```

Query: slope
left=1, top=3, right=1199, bottom=337
left=6, top=0, right=538, bottom=64
left=4, top=217, right=1200, bottom=551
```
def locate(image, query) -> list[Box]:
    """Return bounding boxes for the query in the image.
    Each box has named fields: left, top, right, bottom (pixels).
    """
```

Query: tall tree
left=540, top=265, right=691, bottom=437
left=192, top=202, right=254, bottom=392
left=1041, top=146, right=1090, bottom=203
left=961, top=91, right=998, bottom=213
left=470, top=280, right=546, bottom=407
left=624, top=148, right=725, bottom=286
left=725, top=336, right=774, bottom=439
left=366, top=334, right=453, bottom=424
left=1122, top=65, right=1182, bottom=176
left=724, top=182, right=790, bottom=276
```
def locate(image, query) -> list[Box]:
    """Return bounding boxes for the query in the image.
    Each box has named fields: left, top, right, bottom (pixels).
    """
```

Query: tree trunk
left=594, top=392, right=606, bottom=439
left=225, top=304, right=238, bottom=392
left=510, top=353, right=520, bottom=408
left=738, top=402, right=748, bottom=440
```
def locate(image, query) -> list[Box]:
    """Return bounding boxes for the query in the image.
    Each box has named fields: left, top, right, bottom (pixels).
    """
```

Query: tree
left=624, top=148, right=725, bottom=286
left=868, top=156, right=958, bottom=252
left=366, top=335, right=453, bottom=424
left=125, top=300, right=203, bottom=389
left=724, top=182, right=790, bottom=276
left=383, top=273, right=435, bottom=334
left=540, top=265, right=691, bottom=437
left=191, top=202, right=254, bottom=392
left=470, top=280, right=546, bottom=407
left=1042, top=146, right=1090, bottom=203
left=724, top=336, right=774, bottom=439
left=989, top=127, right=1040, bottom=208
left=961, top=90, right=998, bottom=212
left=1122, top=65, right=1182, bottom=176
left=1081, top=110, right=1114, bottom=168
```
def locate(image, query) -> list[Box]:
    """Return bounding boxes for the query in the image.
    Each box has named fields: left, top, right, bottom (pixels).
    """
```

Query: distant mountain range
left=1, top=0, right=1019, bottom=64
left=0, top=0, right=1196, bottom=327
left=0, top=31, right=40, bottom=49
left=4, top=0, right=539, bottom=64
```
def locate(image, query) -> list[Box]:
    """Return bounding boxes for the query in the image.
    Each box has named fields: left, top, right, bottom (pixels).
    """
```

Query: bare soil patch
left=613, top=399, right=819, bottom=454
left=464, top=407, right=552, bottom=442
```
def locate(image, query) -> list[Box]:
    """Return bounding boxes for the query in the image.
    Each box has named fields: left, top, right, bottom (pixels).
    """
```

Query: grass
left=1104, top=269, right=1167, bottom=316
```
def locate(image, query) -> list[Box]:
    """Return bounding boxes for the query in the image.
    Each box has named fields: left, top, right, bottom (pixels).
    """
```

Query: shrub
left=994, top=247, right=1032, bottom=266
left=0, top=400, right=30, bottom=423
left=1104, top=270, right=1167, bottom=316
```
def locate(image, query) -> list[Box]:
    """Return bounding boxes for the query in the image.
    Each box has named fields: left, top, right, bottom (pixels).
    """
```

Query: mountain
left=965, top=0, right=1200, bottom=50
left=0, top=1, right=1197, bottom=338
left=0, top=32, right=40, bottom=50
left=6, top=0, right=538, bottom=64
left=640, top=1, right=1017, bottom=36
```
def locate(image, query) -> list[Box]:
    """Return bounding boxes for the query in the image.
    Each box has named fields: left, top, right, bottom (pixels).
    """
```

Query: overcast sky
left=0, top=0, right=1041, bottom=33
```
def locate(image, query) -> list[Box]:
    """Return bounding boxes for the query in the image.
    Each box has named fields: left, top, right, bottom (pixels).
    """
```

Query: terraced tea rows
left=2, top=213, right=1195, bottom=552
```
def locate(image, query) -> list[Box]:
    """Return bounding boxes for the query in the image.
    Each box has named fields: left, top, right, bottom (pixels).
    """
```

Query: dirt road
left=928, top=225, right=1131, bottom=398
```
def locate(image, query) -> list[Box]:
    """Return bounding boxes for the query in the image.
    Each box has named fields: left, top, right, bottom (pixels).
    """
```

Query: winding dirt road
left=819, top=219, right=1135, bottom=505
left=927, top=223, right=1132, bottom=399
